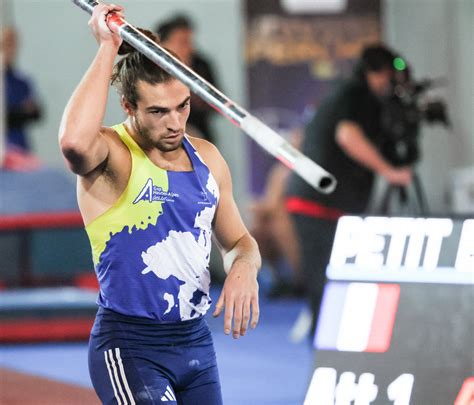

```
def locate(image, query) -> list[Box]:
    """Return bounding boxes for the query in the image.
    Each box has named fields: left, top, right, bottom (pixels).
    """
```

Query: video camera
left=379, top=57, right=450, bottom=166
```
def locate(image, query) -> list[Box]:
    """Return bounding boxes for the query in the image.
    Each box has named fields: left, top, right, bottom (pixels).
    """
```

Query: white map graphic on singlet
left=163, top=293, right=174, bottom=315
left=141, top=172, right=219, bottom=320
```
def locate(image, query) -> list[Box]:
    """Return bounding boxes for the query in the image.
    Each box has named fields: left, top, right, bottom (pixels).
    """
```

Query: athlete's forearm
left=214, top=233, right=261, bottom=336
left=59, top=43, right=118, bottom=168
left=222, top=233, right=261, bottom=276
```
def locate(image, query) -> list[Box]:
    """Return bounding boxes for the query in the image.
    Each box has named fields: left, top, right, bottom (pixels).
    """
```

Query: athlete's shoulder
left=98, top=126, right=119, bottom=141
left=188, top=136, right=223, bottom=161
left=98, top=125, right=130, bottom=150
left=94, top=126, right=131, bottom=173
left=101, top=125, right=122, bottom=138
left=187, top=135, right=228, bottom=185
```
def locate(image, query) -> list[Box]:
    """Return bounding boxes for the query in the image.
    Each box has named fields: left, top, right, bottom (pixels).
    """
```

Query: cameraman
left=286, top=44, right=412, bottom=336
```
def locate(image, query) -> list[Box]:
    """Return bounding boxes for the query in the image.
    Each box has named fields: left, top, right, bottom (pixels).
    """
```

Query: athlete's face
left=126, top=79, right=191, bottom=152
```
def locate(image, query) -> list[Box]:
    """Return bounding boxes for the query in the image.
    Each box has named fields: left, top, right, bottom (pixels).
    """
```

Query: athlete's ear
left=121, top=95, right=135, bottom=116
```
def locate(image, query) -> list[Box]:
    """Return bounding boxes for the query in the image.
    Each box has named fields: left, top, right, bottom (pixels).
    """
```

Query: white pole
left=72, top=0, right=337, bottom=193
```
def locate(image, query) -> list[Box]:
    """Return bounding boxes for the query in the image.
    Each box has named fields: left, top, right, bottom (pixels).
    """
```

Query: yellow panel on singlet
left=85, top=123, right=168, bottom=265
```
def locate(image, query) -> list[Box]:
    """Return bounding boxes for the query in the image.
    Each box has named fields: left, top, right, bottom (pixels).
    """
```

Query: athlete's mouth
left=165, top=131, right=182, bottom=139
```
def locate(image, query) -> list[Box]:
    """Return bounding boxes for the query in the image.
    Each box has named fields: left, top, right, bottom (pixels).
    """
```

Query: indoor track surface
left=0, top=295, right=313, bottom=405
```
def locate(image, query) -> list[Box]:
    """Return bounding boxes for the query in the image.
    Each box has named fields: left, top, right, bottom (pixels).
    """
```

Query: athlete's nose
left=167, top=110, right=182, bottom=133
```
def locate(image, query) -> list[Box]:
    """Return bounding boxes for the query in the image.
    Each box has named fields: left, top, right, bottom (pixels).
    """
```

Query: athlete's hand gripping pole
left=72, top=0, right=337, bottom=193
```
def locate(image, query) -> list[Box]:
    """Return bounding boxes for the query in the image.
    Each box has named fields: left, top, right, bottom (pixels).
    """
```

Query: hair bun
left=118, top=40, right=135, bottom=55
left=117, top=27, right=160, bottom=56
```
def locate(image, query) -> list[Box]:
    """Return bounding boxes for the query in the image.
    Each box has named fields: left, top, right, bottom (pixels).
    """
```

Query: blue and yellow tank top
left=85, top=123, right=219, bottom=322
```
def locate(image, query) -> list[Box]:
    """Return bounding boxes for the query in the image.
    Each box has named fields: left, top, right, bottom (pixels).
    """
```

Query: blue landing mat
left=0, top=168, right=78, bottom=215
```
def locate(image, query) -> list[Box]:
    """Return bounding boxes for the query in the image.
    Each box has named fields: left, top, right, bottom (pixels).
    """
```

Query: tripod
left=378, top=172, right=430, bottom=216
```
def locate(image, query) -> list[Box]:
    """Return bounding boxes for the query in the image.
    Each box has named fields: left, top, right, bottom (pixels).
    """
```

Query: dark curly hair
left=111, top=28, right=176, bottom=109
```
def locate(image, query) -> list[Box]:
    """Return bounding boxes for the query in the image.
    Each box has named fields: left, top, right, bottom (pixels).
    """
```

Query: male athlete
left=59, top=3, right=260, bottom=404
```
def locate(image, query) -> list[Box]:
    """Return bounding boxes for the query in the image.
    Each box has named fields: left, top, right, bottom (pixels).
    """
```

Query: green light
left=394, top=57, right=407, bottom=71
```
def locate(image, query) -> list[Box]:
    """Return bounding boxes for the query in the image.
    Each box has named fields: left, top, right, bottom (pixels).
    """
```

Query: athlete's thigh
left=175, top=364, right=223, bottom=405
left=89, top=338, right=176, bottom=404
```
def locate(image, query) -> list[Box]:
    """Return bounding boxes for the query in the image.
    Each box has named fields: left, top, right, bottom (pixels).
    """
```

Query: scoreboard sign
left=305, top=217, right=474, bottom=405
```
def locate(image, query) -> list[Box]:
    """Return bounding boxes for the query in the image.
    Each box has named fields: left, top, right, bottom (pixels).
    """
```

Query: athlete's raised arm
left=59, top=3, right=123, bottom=175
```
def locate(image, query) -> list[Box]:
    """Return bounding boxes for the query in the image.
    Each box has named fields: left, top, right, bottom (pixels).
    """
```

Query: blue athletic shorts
left=88, top=307, right=223, bottom=404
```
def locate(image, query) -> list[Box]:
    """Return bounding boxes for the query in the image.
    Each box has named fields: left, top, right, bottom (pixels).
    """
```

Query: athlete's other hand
left=88, top=2, right=124, bottom=48
left=212, top=261, right=259, bottom=339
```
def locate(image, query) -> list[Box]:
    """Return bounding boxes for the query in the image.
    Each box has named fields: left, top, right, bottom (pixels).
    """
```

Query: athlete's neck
left=123, top=120, right=192, bottom=172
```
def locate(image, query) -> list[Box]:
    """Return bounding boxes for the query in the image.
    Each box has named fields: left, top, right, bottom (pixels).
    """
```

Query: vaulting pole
left=72, top=0, right=337, bottom=193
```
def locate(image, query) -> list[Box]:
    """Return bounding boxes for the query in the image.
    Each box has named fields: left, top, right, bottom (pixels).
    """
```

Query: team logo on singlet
left=133, top=178, right=180, bottom=204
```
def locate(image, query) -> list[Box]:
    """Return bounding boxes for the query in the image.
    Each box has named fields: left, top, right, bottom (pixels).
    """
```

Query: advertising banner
left=245, top=0, right=381, bottom=193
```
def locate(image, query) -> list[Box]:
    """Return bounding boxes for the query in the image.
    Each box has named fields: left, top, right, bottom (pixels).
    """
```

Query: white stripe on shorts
left=104, top=350, right=122, bottom=405
left=115, top=348, right=136, bottom=405
left=105, top=348, right=135, bottom=404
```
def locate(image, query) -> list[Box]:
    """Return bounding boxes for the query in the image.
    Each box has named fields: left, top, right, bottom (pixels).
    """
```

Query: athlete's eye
left=178, top=101, right=190, bottom=111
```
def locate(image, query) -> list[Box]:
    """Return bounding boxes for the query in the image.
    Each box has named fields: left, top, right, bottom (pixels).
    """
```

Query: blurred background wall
left=383, top=0, right=474, bottom=213
left=2, top=0, right=473, bottom=213
left=4, top=0, right=248, bottom=204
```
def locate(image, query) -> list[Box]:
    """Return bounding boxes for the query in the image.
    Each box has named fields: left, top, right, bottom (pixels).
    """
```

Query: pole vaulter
left=72, top=0, right=337, bottom=193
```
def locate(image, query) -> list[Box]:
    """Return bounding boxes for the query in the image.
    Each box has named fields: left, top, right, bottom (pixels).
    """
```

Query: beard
left=134, top=116, right=184, bottom=152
